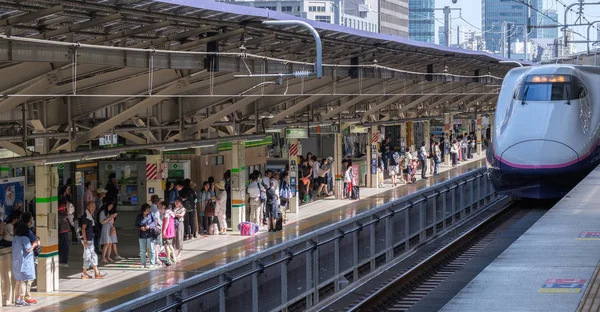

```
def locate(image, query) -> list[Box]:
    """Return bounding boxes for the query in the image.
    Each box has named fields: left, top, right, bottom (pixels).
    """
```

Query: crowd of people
left=377, top=131, right=479, bottom=187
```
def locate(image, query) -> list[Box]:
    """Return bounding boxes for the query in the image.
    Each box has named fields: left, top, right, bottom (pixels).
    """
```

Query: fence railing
left=107, top=167, right=497, bottom=312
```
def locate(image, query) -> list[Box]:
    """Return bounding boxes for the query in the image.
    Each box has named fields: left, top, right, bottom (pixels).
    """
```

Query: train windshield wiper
left=565, top=88, right=571, bottom=105
left=521, top=86, right=529, bottom=105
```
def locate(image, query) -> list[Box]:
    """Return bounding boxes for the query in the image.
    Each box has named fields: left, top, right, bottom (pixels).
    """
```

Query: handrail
left=106, top=166, right=489, bottom=312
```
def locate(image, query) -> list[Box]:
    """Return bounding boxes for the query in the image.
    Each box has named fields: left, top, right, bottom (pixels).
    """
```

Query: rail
left=106, top=167, right=496, bottom=312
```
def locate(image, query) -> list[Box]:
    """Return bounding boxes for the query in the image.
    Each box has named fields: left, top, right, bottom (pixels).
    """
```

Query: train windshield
left=513, top=75, right=586, bottom=101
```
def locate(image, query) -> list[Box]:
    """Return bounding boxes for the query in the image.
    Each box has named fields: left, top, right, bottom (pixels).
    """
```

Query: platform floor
left=3, top=155, right=486, bottom=312
left=440, top=164, right=600, bottom=312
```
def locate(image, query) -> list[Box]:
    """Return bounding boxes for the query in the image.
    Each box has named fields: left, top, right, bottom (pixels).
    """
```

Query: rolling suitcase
left=351, top=185, right=360, bottom=200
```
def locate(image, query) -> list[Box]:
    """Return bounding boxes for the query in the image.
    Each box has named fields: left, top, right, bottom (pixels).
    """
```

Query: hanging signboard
left=316, top=124, right=340, bottom=135
left=350, top=126, right=369, bottom=134
left=285, top=128, right=308, bottom=139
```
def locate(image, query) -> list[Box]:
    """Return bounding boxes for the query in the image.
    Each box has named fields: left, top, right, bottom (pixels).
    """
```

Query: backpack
left=391, top=152, right=400, bottom=165
left=279, top=182, right=292, bottom=200
left=258, top=183, right=267, bottom=202
left=238, top=221, right=259, bottom=236
left=399, top=156, right=407, bottom=168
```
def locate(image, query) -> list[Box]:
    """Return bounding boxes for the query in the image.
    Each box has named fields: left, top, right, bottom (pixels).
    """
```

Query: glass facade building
left=409, top=0, right=434, bottom=43
left=482, top=0, right=540, bottom=54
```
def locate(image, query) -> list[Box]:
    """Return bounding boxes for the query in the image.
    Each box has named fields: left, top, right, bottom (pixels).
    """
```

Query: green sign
left=172, top=164, right=179, bottom=169
left=58, top=164, right=64, bottom=169
left=169, top=169, right=184, bottom=178
left=285, top=128, right=308, bottom=139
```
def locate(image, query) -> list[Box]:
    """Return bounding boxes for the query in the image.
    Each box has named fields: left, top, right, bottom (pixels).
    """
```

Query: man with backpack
left=387, top=147, right=400, bottom=187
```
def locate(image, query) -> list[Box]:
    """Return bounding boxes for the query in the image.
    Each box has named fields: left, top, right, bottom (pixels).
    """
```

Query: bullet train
left=486, top=65, right=600, bottom=199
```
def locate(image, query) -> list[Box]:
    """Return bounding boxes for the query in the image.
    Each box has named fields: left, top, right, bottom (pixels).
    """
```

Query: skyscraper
left=538, top=9, right=558, bottom=39
left=482, top=0, right=541, bottom=55
left=409, top=0, right=435, bottom=43
left=379, top=0, right=409, bottom=37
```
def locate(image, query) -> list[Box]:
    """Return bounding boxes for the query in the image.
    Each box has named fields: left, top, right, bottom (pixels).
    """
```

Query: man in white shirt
left=262, top=170, right=272, bottom=189
left=419, top=142, right=429, bottom=179
left=246, top=174, right=262, bottom=225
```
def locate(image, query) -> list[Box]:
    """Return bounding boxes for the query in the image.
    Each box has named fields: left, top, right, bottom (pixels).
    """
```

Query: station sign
left=99, top=134, right=119, bottom=146
left=285, top=128, right=308, bottom=139
left=350, top=126, right=368, bottom=134
left=316, top=124, right=340, bottom=134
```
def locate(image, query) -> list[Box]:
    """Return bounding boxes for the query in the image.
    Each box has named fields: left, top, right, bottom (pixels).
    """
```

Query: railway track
left=326, top=199, right=555, bottom=312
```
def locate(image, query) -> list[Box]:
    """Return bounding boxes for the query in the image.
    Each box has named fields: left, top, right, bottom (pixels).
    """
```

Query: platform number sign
left=539, top=279, right=586, bottom=293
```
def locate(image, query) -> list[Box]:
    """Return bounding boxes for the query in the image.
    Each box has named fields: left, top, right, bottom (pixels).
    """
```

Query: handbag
left=204, top=201, right=216, bottom=217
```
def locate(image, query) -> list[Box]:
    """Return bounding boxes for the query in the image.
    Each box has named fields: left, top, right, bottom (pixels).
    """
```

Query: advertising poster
left=0, top=177, right=25, bottom=221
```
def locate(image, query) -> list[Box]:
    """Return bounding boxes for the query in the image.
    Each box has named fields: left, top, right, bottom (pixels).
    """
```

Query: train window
left=513, top=75, right=586, bottom=102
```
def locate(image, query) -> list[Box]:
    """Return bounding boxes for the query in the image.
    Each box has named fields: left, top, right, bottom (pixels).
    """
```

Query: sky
left=433, top=0, right=600, bottom=51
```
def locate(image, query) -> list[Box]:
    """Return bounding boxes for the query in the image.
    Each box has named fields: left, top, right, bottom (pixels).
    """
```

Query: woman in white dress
left=99, top=199, right=117, bottom=263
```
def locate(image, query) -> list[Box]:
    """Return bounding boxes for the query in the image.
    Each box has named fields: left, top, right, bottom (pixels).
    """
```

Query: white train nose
left=500, top=140, right=579, bottom=170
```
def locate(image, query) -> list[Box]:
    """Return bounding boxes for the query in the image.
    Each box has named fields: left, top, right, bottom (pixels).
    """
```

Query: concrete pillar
left=146, top=154, right=163, bottom=204
left=334, top=134, right=344, bottom=200
left=444, top=113, right=452, bottom=165
left=368, top=128, right=378, bottom=188
left=406, top=121, right=414, bottom=152
left=423, top=120, right=431, bottom=151
left=489, top=113, right=495, bottom=143
left=476, top=114, right=483, bottom=155
left=230, top=141, right=246, bottom=231
left=288, top=139, right=300, bottom=213
left=35, top=165, right=59, bottom=292
left=400, top=122, right=407, bottom=152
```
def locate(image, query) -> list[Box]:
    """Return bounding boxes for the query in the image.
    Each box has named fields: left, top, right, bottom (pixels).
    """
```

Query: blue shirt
left=12, top=236, right=35, bottom=281
left=169, top=189, right=178, bottom=204
left=136, top=213, right=156, bottom=239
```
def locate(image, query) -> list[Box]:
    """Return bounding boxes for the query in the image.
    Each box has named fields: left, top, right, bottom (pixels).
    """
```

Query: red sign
left=146, top=163, right=158, bottom=180
left=444, top=124, right=450, bottom=131
left=372, top=132, right=379, bottom=143
left=289, top=143, right=298, bottom=157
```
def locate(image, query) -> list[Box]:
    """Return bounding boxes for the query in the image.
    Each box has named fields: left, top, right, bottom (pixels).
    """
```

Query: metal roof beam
left=0, top=5, right=63, bottom=27
left=175, top=28, right=245, bottom=50
left=0, top=141, right=26, bottom=156
left=83, top=20, right=172, bottom=44
left=169, top=84, right=277, bottom=141
left=55, top=77, right=191, bottom=151
left=31, top=13, right=122, bottom=39
left=360, top=81, right=423, bottom=122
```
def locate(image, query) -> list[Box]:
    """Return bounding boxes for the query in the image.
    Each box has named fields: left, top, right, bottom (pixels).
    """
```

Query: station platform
left=441, top=164, right=600, bottom=312
left=2, top=155, right=485, bottom=312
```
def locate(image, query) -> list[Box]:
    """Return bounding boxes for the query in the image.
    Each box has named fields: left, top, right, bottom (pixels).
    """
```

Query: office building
left=482, top=0, right=541, bottom=55
left=409, top=0, right=435, bottom=43
left=538, top=9, right=558, bottom=39
left=217, top=0, right=379, bottom=33
left=379, top=0, right=409, bottom=37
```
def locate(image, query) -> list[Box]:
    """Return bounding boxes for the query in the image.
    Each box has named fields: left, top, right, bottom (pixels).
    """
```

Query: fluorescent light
left=84, top=154, right=120, bottom=160
left=45, top=158, right=80, bottom=165
left=189, top=144, right=215, bottom=148
left=265, top=129, right=282, bottom=133
left=162, top=147, right=188, bottom=152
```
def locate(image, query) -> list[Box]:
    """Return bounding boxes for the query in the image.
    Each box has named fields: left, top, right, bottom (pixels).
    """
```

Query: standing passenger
left=161, top=201, right=176, bottom=264
left=173, top=197, right=186, bottom=259
left=135, top=204, right=156, bottom=268
left=214, top=181, right=228, bottom=235
left=80, top=202, right=104, bottom=279
left=12, top=222, right=38, bottom=307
